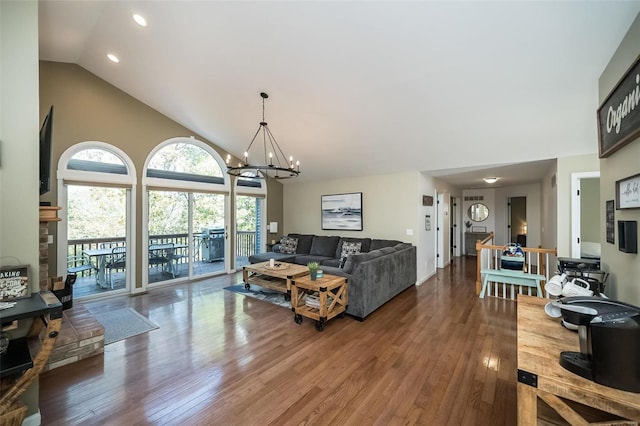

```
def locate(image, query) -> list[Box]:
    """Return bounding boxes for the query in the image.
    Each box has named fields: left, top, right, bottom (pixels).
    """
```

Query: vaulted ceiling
left=38, top=1, right=640, bottom=187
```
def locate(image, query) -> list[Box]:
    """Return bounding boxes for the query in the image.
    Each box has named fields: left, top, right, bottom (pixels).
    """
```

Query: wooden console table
left=517, top=295, right=640, bottom=425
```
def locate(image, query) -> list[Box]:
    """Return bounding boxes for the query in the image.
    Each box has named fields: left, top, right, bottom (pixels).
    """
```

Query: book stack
left=305, top=293, right=320, bottom=309
left=305, top=293, right=331, bottom=309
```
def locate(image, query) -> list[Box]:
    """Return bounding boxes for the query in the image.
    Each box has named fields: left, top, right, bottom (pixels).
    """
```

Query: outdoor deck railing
left=67, top=231, right=258, bottom=277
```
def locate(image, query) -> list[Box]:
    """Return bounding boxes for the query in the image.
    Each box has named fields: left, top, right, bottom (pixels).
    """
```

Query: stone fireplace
left=39, top=206, right=104, bottom=371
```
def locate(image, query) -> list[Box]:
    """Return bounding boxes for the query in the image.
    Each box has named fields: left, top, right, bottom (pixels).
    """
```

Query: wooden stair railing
left=475, top=239, right=557, bottom=297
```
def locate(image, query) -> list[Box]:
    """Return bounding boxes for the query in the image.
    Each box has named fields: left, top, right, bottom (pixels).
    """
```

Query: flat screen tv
left=39, top=105, right=53, bottom=196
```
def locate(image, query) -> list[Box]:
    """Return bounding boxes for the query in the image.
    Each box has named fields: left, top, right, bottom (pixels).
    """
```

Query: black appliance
left=552, top=297, right=640, bottom=393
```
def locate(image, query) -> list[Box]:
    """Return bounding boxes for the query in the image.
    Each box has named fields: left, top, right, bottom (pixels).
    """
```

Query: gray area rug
left=224, top=284, right=290, bottom=309
left=93, top=307, right=159, bottom=345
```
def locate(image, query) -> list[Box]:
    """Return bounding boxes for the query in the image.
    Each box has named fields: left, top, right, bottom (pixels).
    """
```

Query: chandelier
left=226, top=92, right=300, bottom=179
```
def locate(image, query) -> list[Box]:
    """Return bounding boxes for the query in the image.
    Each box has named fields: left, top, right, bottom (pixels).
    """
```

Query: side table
left=290, top=274, right=348, bottom=331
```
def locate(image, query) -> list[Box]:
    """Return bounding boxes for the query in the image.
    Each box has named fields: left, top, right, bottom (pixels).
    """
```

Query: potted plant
left=307, top=262, right=319, bottom=281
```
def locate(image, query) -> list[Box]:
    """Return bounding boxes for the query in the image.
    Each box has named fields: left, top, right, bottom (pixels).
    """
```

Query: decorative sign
left=597, top=55, right=640, bottom=158
left=616, top=173, right=640, bottom=209
left=422, top=195, right=433, bottom=206
left=0, top=265, right=30, bottom=300
left=606, top=200, right=615, bottom=244
left=425, top=215, right=431, bottom=231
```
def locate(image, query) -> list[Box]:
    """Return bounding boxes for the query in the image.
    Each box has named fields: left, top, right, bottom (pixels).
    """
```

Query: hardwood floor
left=39, top=257, right=518, bottom=425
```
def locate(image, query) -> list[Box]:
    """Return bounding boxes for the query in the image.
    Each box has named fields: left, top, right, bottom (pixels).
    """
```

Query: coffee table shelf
left=242, top=261, right=309, bottom=301
left=291, top=274, right=348, bottom=331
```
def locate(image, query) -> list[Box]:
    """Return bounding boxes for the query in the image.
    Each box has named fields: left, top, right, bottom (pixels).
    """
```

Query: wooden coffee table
left=242, top=261, right=309, bottom=301
left=290, top=274, right=348, bottom=331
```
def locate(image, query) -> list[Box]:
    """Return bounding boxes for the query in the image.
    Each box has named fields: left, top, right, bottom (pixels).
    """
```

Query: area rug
left=223, top=284, right=290, bottom=309
left=92, top=307, right=159, bottom=345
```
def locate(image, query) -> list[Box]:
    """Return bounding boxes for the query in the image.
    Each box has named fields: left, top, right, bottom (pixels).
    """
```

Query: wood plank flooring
left=39, top=257, right=518, bottom=425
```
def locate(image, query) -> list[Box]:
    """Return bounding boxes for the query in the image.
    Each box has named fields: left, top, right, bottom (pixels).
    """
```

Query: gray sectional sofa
left=248, top=234, right=417, bottom=320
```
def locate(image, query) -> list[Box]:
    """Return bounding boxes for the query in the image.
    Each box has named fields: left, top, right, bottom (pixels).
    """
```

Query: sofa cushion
left=335, top=237, right=371, bottom=257
left=342, top=249, right=384, bottom=274
left=248, top=252, right=296, bottom=264
left=279, top=236, right=298, bottom=254
left=370, top=239, right=403, bottom=251
left=294, top=254, right=335, bottom=266
left=337, top=241, right=362, bottom=268
left=288, top=233, right=314, bottom=254
left=309, top=236, right=340, bottom=257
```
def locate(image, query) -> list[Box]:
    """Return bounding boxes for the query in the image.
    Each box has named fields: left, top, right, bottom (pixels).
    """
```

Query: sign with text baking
left=0, top=265, right=30, bottom=300
left=598, top=55, right=640, bottom=158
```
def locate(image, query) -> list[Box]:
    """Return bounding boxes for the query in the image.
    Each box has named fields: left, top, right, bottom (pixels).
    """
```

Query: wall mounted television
left=39, top=105, right=53, bottom=196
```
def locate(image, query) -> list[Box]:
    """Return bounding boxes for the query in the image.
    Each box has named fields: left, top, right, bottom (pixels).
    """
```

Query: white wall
left=461, top=188, right=496, bottom=252
left=0, top=0, right=41, bottom=420
left=541, top=163, right=558, bottom=252
left=0, top=1, right=40, bottom=275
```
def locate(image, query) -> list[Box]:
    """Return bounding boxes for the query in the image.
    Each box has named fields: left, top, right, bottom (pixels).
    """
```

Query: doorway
left=571, top=172, right=601, bottom=258
left=509, top=197, right=527, bottom=246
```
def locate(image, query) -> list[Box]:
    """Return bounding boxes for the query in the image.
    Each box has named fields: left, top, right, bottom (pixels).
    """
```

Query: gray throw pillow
left=279, top=236, right=298, bottom=254
left=338, top=242, right=361, bottom=268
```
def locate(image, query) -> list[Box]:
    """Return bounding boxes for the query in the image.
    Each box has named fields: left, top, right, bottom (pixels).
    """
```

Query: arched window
left=143, top=137, right=230, bottom=286
left=146, top=141, right=224, bottom=184
left=57, top=142, right=137, bottom=298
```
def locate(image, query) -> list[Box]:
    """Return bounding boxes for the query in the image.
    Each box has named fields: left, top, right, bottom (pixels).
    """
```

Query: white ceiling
left=38, top=1, right=640, bottom=187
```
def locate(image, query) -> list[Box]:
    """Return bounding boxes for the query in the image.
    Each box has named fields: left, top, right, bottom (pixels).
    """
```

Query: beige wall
left=598, top=12, right=640, bottom=305
left=283, top=171, right=419, bottom=242
left=0, top=0, right=41, bottom=419
left=580, top=178, right=600, bottom=243
left=541, top=163, right=558, bottom=252
left=39, top=61, right=284, bottom=284
left=556, top=153, right=600, bottom=257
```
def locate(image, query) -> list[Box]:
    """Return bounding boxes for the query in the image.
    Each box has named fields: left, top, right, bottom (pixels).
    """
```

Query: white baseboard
left=416, top=270, right=436, bottom=286
left=23, top=410, right=41, bottom=426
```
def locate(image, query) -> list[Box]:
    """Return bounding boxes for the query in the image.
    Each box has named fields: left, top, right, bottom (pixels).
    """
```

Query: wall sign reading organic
left=597, top=54, right=640, bottom=158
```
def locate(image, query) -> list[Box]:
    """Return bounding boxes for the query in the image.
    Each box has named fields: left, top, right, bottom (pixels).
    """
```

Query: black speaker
left=618, top=221, right=637, bottom=254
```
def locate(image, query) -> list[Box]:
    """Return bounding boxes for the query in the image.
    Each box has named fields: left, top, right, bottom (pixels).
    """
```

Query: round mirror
left=468, top=203, right=489, bottom=222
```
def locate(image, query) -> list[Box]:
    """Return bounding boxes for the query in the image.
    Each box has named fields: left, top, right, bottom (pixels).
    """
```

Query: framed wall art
left=606, top=200, right=615, bottom=244
left=321, top=192, right=363, bottom=231
left=616, top=173, right=640, bottom=209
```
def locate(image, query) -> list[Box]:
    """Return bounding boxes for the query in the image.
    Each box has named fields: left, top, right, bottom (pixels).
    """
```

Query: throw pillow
left=338, top=242, right=361, bottom=268
left=279, top=236, right=298, bottom=254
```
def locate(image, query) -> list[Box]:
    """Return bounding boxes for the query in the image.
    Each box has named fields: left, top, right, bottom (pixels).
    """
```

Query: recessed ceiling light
left=107, top=53, right=120, bottom=63
left=483, top=177, right=499, bottom=184
left=133, top=14, right=147, bottom=27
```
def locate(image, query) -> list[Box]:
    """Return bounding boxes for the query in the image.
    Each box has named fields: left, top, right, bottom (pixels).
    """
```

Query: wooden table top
left=244, top=261, right=309, bottom=279
left=517, top=295, right=640, bottom=419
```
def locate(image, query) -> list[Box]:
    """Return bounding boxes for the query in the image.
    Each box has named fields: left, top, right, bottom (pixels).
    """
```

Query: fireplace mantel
left=39, top=206, right=61, bottom=222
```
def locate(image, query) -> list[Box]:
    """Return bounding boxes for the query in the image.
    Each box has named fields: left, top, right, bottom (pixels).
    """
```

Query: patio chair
left=67, top=254, right=96, bottom=275
left=105, top=246, right=126, bottom=289
left=149, top=243, right=175, bottom=278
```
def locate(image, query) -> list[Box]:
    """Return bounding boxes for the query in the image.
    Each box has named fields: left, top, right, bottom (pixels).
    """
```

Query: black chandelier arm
left=243, top=125, right=264, bottom=165
left=263, top=125, right=292, bottom=169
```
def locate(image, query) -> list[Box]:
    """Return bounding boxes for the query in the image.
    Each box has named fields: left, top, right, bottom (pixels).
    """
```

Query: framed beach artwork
left=321, top=192, right=363, bottom=231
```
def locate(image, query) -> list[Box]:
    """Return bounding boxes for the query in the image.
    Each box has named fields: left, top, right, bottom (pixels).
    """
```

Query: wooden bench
left=480, top=269, right=545, bottom=299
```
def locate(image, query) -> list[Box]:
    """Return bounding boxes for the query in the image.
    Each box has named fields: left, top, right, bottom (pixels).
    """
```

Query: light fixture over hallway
left=226, top=92, right=300, bottom=179
left=483, top=177, right=499, bottom=184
